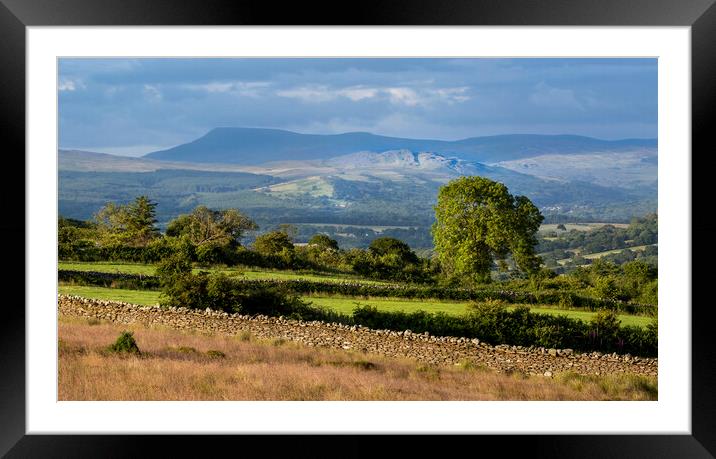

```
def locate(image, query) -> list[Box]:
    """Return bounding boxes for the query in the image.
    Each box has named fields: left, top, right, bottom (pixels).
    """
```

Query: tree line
left=537, top=214, right=657, bottom=255
left=60, top=176, right=549, bottom=285
left=59, top=175, right=656, bottom=303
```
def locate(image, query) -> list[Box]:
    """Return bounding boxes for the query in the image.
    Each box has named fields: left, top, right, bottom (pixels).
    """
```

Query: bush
left=156, top=251, right=193, bottom=284
left=234, top=247, right=267, bottom=267
left=558, top=292, right=576, bottom=308
left=195, top=242, right=234, bottom=265
left=639, top=280, right=658, bottom=306
left=253, top=231, right=295, bottom=258
left=592, top=276, right=626, bottom=301
left=159, top=271, right=211, bottom=310
left=589, top=309, right=621, bottom=347
left=58, top=270, right=161, bottom=290
left=158, top=270, right=350, bottom=324
left=308, top=234, right=339, bottom=250
left=234, top=285, right=303, bottom=316
left=108, top=331, right=140, bottom=354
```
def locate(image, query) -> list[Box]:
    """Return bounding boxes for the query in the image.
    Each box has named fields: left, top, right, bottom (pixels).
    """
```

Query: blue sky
left=58, top=58, right=657, bottom=157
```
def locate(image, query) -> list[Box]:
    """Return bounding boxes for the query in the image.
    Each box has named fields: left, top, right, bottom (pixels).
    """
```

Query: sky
left=58, top=58, right=657, bottom=157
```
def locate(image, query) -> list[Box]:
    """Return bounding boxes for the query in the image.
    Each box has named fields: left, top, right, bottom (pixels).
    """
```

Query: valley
left=59, top=128, right=657, bottom=248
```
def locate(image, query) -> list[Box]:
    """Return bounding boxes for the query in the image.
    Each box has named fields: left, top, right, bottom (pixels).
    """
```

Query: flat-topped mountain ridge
left=143, top=127, right=657, bottom=165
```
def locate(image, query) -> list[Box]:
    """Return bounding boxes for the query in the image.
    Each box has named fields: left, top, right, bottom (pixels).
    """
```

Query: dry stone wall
left=58, top=295, right=657, bottom=378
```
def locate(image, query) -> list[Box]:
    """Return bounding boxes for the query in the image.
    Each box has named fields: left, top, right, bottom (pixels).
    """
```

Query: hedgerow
left=59, top=270, right=657, bottom=355
left=156, top=270, right=658, bottom=356
left=58, top=269, right=656, bottom=316
left=350, top=304, right=657, bottom=356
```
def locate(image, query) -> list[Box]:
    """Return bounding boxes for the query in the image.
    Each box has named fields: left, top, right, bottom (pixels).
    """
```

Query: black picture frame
left=2, top=0, right=714, bottom=456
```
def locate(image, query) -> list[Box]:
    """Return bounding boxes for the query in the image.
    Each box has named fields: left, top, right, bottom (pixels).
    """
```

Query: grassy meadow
left=58, top=284, right=652, bottom=328
left=538, top=222, right=630, bottom=234
left=554, top=244, right=656, bottom=266
left=58, top=317, right=658, bottom=401
left=59, top=285, right=161, bottom=305
left=58, top=261, right=391, bottom=285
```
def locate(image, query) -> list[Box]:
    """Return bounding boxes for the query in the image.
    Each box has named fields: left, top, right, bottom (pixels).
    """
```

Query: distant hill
left=144, top=127, right=657, bottom=165
left=59, top=149, right=264, bottom=173
left=59, top=148, right=656, bottom=232
left=323, top=150, right=496, bottom=174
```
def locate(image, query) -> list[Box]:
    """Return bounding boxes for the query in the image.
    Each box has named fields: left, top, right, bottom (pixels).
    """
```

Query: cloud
left=340, top=86, right=379, bottom=101
left=277, top=85, right=470, bottom=106
left=184, top=81, right=271, bottom=97
left=276, top=85, right=338, bottom=102
left=385, top=86, right=471, bottom=106
left=198, top=82, right=234, bottom=93
left=385, top=87, right=420, bottom=106
left=143, top=84, right=162, bottom=101
left=58, top=78, right=84, bottom=91
left=276, top=85, right=387, bottom=103
left=431, top=86, right=470, bottom=103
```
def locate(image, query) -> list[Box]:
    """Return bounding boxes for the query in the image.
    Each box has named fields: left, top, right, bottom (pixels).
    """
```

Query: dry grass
left=58, top=317, right=657, bottom=401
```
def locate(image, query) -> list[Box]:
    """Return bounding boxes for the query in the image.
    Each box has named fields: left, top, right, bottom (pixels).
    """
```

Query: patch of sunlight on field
left=582, top=245, right=654, bottom=260
left=59, top=261, right=390, bottom=285
left=58, top=285, right=161, bottom=305
left=303, top=296, right=471, bottom=316
left=59, top=261, right=157, bottom=275
left=555, top=244, right=656, bottom=265
left=517, top=306, right=651, bottom=328
left=259, top=176, right=334, bottom=198
left=235, top=269, right=390, bottom=285
left=305, top=296, right=651, bottom=327
left=58, top=285, right=651, bottom=328
left=539, top=222, right=629, bottom=233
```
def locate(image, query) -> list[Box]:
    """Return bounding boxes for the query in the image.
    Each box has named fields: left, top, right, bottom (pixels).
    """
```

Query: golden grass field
left=58, top=317, right=657, bottom=401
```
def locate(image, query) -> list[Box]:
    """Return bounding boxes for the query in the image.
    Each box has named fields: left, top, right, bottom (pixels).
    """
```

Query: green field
left=238, top=269, right=389, bottom=285
left=59, top=285, right=162, bottom=305
left=582, top=244, right=654, bottom=260
left=555, top=244, right=656, bottom=266
left=305, top=295, right=470, bottom=316
left=57, top=285, right=651, bottom=328
left=58, top=261, right=390, bottom=285
left=539, top=222, right=630, bottom=234
left=291, top=223, right=416, bottom=232
left=306, top=295, right=650, bottom=327
left=260, top=176, right=335, bottom=198
left=59, top=261, right=157, bottom=275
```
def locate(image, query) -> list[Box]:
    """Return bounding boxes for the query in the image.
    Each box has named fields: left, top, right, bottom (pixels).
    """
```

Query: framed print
left=3, top=0, right=715, bottom=456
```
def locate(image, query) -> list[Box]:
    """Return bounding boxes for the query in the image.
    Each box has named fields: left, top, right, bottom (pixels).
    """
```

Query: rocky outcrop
left=58, top=295, right=657, bottom=378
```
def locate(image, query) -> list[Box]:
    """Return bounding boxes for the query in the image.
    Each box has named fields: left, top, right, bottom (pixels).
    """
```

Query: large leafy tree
left=253, top=231, right=294, bottom=256
left=165, top=205, right=257, bottom=249
left=94, top=195, right=159, bottom=247
left=368, top=237, right=419, bottom=266
left=308, top=234, right=339, bottom=251
left=304, top=234, right=341, bottom=268
left=432, top=176, right=543, bottom=284
left=253, top=230, right=296, bottom=266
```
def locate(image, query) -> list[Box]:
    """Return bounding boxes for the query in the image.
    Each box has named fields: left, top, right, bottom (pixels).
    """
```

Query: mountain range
left=59, top=128, right=658, bottom=248
left=145, top=127, right=656, bottom=165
